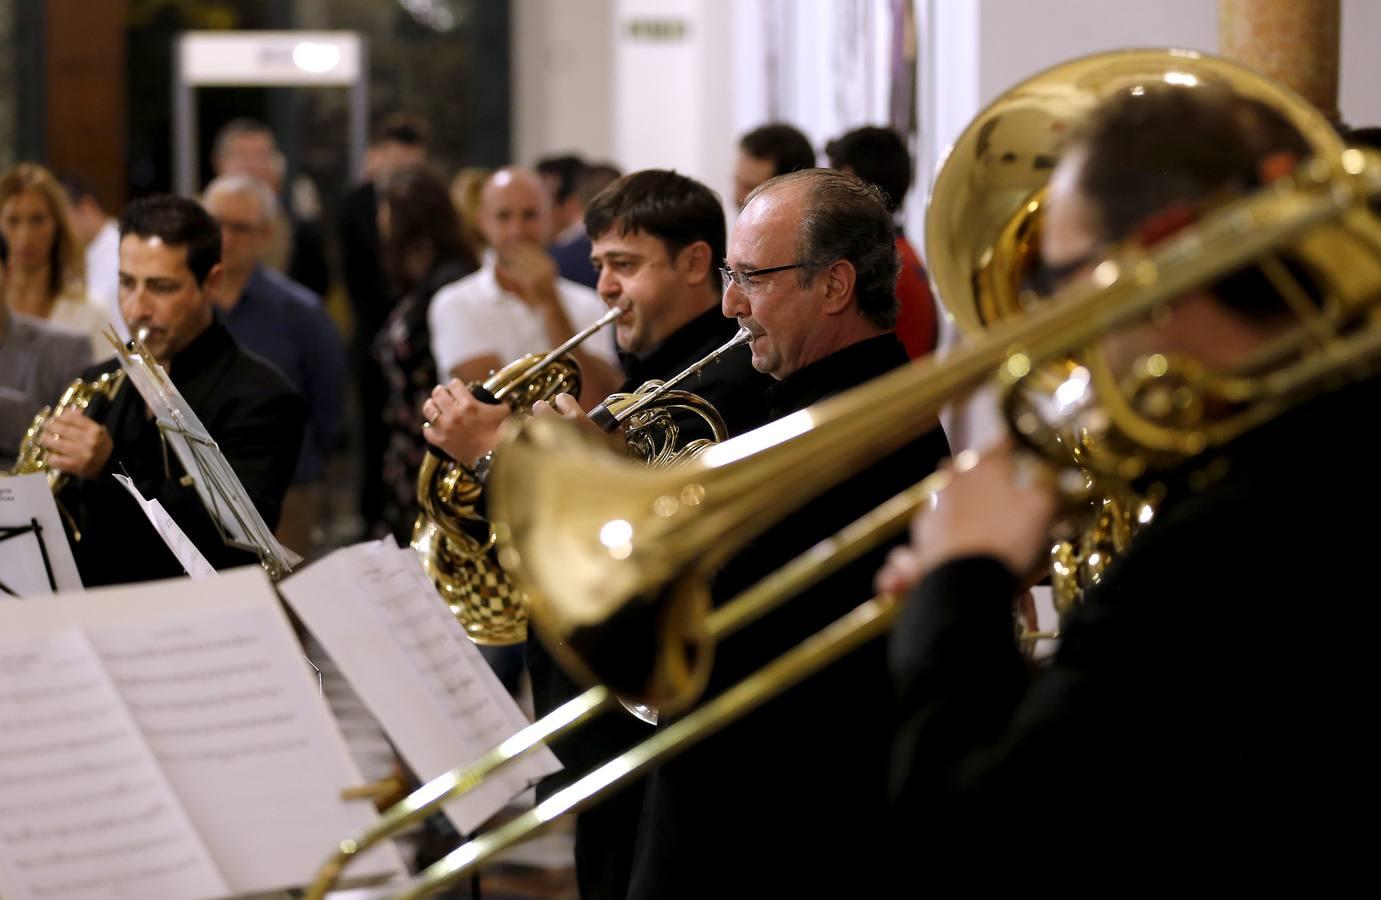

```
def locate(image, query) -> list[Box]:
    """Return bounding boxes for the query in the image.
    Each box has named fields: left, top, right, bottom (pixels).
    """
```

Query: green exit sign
left=625, top=18, right=690, bottom=41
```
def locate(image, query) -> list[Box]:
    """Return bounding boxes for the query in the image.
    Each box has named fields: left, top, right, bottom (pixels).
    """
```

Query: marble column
left=1218, top=0, right=1341, bottom=121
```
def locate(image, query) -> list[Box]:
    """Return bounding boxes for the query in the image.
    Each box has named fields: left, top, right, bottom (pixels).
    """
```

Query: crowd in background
left=0, top=113, right=937, bottom=559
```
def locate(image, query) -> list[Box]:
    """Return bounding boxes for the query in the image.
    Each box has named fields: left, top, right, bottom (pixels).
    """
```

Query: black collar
left=765, top=334, right=909, bottom=417
left=144, top=318, right=238, bottom=418
left=618, top=303, right=735, bottom=386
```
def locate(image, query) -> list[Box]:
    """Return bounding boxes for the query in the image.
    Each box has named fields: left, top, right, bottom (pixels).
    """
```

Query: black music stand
left=0, top=517, right=57, bottom=596
left=110, top=330, right=301, bottom=580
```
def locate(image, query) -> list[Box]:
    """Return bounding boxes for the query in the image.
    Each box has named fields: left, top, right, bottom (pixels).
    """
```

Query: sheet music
left=81, top=572, right=403, bottom=894
left=0, top=473, right=83, bottom=596
left=0, top=629, right=230, bottom=900
left=281, top=541, right=560, bottom=835
left=114, top=473, right=216, bottom=579
left=112, top=337, right=299, bottom=576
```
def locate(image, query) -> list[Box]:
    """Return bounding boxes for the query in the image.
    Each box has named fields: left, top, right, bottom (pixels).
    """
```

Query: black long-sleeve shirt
left=888, top=375, right=1381, bottom=884
left=58, top=320, right=305, bottom=586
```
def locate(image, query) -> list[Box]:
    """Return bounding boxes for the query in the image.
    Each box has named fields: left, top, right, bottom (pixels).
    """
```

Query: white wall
left=1341, top=0, right=1381, bottom=129
left=612, top=0, right=737, bottom=208
left=511, top=0, right=615, bottom=167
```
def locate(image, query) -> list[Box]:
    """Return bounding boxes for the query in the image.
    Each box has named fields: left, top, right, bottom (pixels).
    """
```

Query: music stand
left=110, top=329, right=301, bottom=580
left=0, top=472, right=83, bottom=596
left=0, top=518, right=57, bottom=596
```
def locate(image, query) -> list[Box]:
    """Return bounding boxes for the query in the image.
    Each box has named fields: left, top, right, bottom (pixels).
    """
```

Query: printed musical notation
left=0, top=631, right=229, bottom=900
left=280, top=540, right=561, bottom=835
left=0, top=567, right=404, bottom=899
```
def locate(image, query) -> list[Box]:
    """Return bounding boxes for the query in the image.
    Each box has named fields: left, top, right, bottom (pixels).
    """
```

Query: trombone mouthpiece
left=134, top=325, right=151, bottom=344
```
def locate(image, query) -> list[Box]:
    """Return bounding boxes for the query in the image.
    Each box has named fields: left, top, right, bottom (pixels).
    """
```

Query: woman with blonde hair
left=0, top=163, right=113, bottom=358
left=448, top=166, right=492, bottom=260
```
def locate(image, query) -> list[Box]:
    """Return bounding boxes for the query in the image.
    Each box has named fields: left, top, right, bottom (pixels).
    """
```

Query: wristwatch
left=471, top=449, right=497, bottom=485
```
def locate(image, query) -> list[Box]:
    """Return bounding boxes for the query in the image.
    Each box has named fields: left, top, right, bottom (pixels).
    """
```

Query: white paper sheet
left=0, top=568, right=405, bottom=898
left=0, top=472, right=83, bottom=597
left=113, top=340, right=300, bottom=575
left=80, top=572, right=403, bottom=894
left=281, top=540, right=560, bottom=835
left=113, top=473, right=216, bottom=579
left=0, top=629, right=229, bottom=900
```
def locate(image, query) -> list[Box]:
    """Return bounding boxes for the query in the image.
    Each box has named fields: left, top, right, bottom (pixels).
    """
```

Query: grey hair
left=201, top=173, right=279, bottom=225
left=745, top=169, right=900, bottom=328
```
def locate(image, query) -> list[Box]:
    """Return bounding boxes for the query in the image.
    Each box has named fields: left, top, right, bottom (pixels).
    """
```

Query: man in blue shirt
left=202, top=174, right=345, bottom=557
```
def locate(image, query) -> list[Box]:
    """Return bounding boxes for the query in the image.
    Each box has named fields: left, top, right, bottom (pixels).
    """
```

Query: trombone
left=309, top=142, right=1381, bottom=898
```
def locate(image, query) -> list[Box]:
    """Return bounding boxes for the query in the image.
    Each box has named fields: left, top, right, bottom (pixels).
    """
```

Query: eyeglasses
left=216, top=219, right=265, bottom=237
left=718, top=262, right=805, bottom=293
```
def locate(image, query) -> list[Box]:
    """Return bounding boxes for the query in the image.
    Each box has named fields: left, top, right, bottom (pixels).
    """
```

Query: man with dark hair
left=421, top=170, right=774, bottom=899
left=548, top=161, right=623, bottom=289
left=211, top=117, right=329, bottom=296
left=535, top=153, right=587, bottom=239
left=43, top=194, right=305, bottom=586
left=617, top=168, right=950, bottom=899
left=733, top=122, right=816, bottom=208
left=339, top=112, right=431, bottom=537
left=826, top=125, right=938, bottom=358
left=877, top=81, right=1370, bottom=877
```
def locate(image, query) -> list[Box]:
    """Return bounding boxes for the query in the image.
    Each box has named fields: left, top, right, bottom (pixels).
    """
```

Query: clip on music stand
left=111, top=330, right=302, bottom=580
left=0, top=517, right=57, bottom=596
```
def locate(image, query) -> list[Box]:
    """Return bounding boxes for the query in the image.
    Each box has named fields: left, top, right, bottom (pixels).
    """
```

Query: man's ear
left=680, top=240, right=713, bottom=287
left=819, top=259, right=857, bottom=316
left=201, top=262, right=226, bottom=301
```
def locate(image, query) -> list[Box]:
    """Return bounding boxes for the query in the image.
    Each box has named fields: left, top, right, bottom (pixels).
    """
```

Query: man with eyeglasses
left=202, top=174, right=345, bottom=558
left=621, top=169, right=951, bottom=900
left=423, top=170, right=774, bottom=900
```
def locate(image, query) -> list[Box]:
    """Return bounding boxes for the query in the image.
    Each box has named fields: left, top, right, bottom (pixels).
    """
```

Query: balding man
left=427, top=167, right=621, bottom=405
left=624, top=170, right=951, bottom=900
left=202, top=174, right=345, bottom=557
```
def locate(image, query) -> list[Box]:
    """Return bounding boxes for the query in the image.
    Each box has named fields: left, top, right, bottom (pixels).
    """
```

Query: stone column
left=1219, top=0, right=1341, bottom=121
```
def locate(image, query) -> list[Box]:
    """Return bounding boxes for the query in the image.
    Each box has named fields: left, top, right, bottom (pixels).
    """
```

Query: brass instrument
left=411, top=306, right=621, bottom=645
left=8, top=370, right=127, bottom=492
left=590, top=325, right=751, bottom=467
left=6, top=326, right=148, bottom=541
left=311, top=50, right=1381, bottom=895
left=415, top=325, right=750, bottom=646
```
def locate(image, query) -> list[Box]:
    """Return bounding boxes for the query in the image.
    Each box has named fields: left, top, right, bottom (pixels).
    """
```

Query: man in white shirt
left=427, top=167, right=621, bottom=408
left=59, top=174, right=126, bottom=340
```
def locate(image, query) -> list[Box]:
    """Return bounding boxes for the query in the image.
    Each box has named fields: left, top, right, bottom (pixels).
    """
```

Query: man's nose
left=122, top=286, right=152, bottom=322
left=721, top=279, right=746, bottom=317
left=597, top=267, right=620, bottom=299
